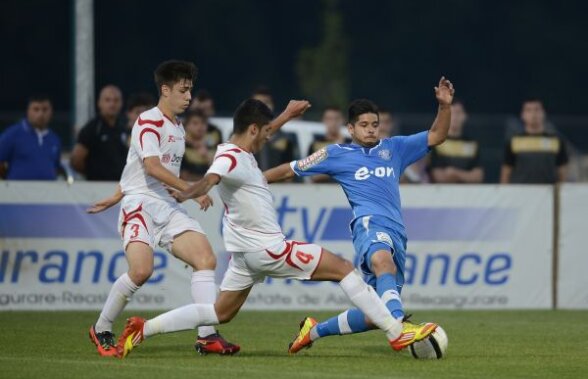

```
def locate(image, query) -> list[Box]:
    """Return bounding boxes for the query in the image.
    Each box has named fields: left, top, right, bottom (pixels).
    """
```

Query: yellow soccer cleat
left=116, top=316, right=146, bottom=358
left=390, top=319, right=438, bottom=351
left=288, top=317, right=318, bottom=354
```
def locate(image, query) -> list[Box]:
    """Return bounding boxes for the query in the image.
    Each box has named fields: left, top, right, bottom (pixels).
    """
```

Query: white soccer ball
left=409, top=325, right=448, bottom=359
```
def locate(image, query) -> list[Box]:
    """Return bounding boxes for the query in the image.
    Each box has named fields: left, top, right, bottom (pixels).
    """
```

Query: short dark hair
left=348, top=99, right=379, bottom=124
left=153, top=60, right=197, bottom=95
left=195, top=89, right=213, bottom=102
left=183, top=109, right=207, bottom=124
left=28, top=94, right=51, bottom=105
left=126, top=92, right=156, bottom=111
left=233, top=99, right=274, bottom=135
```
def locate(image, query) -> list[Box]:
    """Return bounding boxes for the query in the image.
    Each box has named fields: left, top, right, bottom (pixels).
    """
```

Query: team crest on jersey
left=298, top=148, right=328, bottom=171
left=378, top=149, right=392, bottom=161
left=376, top=232, right=393, bottom=246
left=161, top=154, right=171, bottom=163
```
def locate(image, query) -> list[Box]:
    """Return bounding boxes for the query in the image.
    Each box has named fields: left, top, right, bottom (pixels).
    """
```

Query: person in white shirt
left=86, top=60, right=238, bottom=357
left=116, top=98, right=410, bottom=359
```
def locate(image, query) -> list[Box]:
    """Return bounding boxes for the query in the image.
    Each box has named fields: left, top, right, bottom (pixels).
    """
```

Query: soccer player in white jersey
left=114, top=98, right=430, bottom=359
left=86, top=60, right=238, bottom=356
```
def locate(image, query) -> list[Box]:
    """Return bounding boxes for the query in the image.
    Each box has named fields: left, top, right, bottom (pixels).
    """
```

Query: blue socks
left=311, top=274, right=404, bottom=340
left=313, top=309, right=371, bottom=340
left=376, top=273, right=404, bottom=320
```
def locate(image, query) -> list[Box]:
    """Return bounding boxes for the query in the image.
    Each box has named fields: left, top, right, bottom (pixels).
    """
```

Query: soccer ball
left=409, top=325, right=448, bottom=359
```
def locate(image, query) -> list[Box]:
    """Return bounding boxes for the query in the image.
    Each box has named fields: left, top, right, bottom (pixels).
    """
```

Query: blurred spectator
left=189, top=89, right=216, bottom=118
left=251, top=87, right=300, bottom=174
left=0, top=95, right=62, bottom=180
left=378, top=109, right=397, bottom=138
left=125, top=92, right=156, bottom=147
left=181, top=110, right=220, bottom=181
left=70, top=85, right=128, bottom=181
left=375, top=108, right=427, bottom=183
left=252, top=86, right=275, bottom=112
left=501, top=99, right=568, bottom=184
left=126, top=92, right=156, bottom=131
left=188, top=89, right=223, bottom=145
left=308, top=106, right=350, bottom=183
left=428, top=100, right=484, bottom=183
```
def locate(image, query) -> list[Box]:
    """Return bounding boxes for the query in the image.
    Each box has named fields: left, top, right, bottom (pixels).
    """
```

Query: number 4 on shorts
left=296, top=251, right=314, bottom=264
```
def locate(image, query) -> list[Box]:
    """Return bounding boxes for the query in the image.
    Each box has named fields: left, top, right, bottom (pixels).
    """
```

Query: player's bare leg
left=90, top=242, right=151, bottom=356
left=171, top=231, right=240, bottom=355
left=117, top=287, right=252, bottom=358
left=289, top=249, right=403, bottom=354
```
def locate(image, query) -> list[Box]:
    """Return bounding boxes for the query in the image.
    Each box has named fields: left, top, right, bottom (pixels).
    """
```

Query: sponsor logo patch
left=298, top=148, right=328, bottom=171
left=161, top=154, right=171, bottom=163
left=376, top=231, right=393, bottom=246
left=378, top=149, right=392, bottom=160
left=168, top=135, right=183, bottom=143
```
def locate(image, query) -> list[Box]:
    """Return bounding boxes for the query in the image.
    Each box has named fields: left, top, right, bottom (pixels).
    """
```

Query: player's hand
left=285, top=100, right=311, bottom=119
left=86, top=196, right=120, bottom=214
left=168, top=187, right=189, bottom=203
left=434, top=77, right=455, bottom=106
left=195, top=195, right=214, bottom=211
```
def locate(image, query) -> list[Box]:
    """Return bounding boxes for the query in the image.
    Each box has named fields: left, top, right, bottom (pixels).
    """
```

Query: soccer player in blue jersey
left=264, top=77, right=455, bottom=353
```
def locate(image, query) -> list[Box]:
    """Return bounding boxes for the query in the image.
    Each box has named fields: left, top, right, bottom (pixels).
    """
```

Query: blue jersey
left=291, top=131, right=430, bottom=240
left=0, top=120, right=61, bottom=180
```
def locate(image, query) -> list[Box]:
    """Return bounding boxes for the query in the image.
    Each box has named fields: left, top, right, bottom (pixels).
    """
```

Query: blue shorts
left=351, top=215, right=407, bottom=293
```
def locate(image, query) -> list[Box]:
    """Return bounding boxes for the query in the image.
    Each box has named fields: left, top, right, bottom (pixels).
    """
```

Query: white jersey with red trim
left=120, top=107, right=185, bottom=201
left=207, top=143, right=285, bottom=252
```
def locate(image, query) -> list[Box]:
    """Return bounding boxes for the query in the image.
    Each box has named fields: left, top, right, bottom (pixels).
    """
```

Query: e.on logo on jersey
left=355, top=166, right=395, bottom=180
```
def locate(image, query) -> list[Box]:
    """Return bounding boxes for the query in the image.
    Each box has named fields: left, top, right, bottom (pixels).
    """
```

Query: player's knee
left=128, top=267, right=153, bottom=286
left=191, top=251, right=216, bottom=271
left=371, top=253, right=397, bottom=275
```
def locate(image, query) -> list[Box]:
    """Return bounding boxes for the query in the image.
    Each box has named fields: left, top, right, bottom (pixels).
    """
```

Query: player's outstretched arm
left=264, top=163, right=296, bottom=183
left=143, top=156, right=189, bottom=192
left=428, top=77, right=455, bottom=147
left=171, top=173, right=221, bottom=203
left=268, top=100, right=311, bottom=134
left=87, top=185, right=123, bottom=213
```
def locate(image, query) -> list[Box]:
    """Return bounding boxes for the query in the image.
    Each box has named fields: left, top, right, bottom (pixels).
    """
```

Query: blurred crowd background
left=1, top=0, right=587, bottom=184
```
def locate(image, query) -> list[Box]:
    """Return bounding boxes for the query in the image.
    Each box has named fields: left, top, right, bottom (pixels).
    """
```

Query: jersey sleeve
left=207, top=152, right=245, bottom=184
left=556, top=137, right=569, bottom=166
left=54, top=137, right=62, bottom=170
left=290, top=146, right=335, bottom=177
left=428, top=146, right=442, bottom=168
left=392, top=131, right=431, bottom=171
left=471, top=141, right=481, bottom=169
left=131, top=125, right=162, bottom=159
left=76, top=123, right=94, bottom=148
left=0, top=127, right=15, bottom=163
left=503, top=139, right=515, bottom=166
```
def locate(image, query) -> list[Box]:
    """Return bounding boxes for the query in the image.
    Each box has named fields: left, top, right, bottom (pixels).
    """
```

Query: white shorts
left=118, top=194, right=205, bottom=252
left=220, top=240, right=323, bottom=291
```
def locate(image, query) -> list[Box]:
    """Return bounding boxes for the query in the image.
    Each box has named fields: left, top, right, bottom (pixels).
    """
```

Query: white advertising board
left=0, top=182, right=553, bottom=310
left=557, top=184, right=588, bottom=309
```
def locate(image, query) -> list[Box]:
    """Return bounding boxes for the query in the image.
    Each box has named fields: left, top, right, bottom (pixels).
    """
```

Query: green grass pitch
left=1, top=310, right=587, bottom=379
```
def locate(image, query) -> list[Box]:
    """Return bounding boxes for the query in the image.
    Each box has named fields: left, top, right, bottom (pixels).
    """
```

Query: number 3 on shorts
left=296, top=251, right=314, bottom=264
left=130, top=224, right=140, bottom=239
